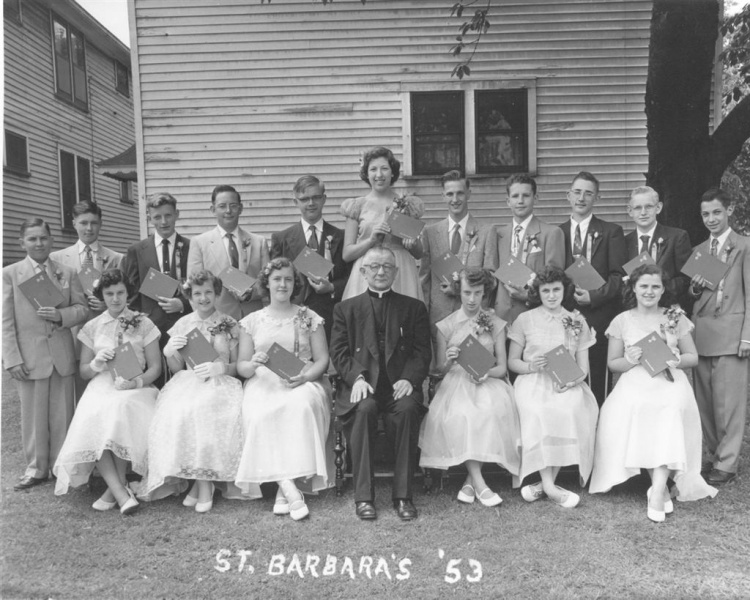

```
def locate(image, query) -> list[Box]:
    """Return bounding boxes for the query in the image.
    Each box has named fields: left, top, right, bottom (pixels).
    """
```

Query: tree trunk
left=646, top=0, right=719, bottom=243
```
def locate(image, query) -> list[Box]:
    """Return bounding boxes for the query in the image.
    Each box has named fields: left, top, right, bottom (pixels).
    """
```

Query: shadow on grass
left=2, top=373, right=749, bottom=599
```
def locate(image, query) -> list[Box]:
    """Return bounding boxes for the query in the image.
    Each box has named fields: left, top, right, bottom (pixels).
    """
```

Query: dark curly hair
left=258, top=257, right=304, bottom=298
left=92, top=269, right=134, bottom=301
left=181, top=269, right=223, bottom=299
left=622, top=264, right=673, bottom=309
left=359, top=147, right=400, bottom=186
left=450, top=267, right=496, bottom=298
left=526, top=265, right=575, bottom=307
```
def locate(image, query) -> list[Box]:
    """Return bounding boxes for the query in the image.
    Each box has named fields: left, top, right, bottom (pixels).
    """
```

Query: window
left=4, top=0, right=22, bottom=21
left=115, top=61, right=130, bottom=97
left=120, top=180, right=133, bottom=204
left=403, top=81, right=536, bottom=177
left=52, top=15, right=88, bottom=110
left=59, top=149, right=91, bottom=229
left=4, top=130, right=30, bottom=176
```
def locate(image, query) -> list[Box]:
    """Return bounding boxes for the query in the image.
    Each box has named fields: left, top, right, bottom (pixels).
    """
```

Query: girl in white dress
left=236, top=258, right=332, bottom=520
left=419, top=269, right=521, bottom=506
left=143, top=270, right=244, bottom=513
left=53, top=269, right=161, bottom=515
left=341, top=146, right=424, bottom=301
left=508, top=266, right=599, bottom=509
left=589, top=264, right=717, bottom=522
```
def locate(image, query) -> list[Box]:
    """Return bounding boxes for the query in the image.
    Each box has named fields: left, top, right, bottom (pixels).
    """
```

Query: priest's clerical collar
left=367, top=288, right=392, bottom=299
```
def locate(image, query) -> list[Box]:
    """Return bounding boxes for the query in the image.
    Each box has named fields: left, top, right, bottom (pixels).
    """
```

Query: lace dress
left=507, top=307, right=599, bottom=486
left=589, top=310, right=718, bottom=501
left=53, top=309, right=160, bottom=494
left=340, top=196, right=424, bottom=301
left=235, top=307, right=332, bottom=497
left=419, top=310, right=521, bottom=474
left=141, top=311, right=244, bottom=500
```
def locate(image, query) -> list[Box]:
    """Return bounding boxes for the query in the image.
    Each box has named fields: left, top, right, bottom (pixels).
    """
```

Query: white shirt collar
left=216, top=225, right=240, bottom=239
left=635, top=224, right=657, bottom=240
left=301, top=217, right=323, bottom=231
left=711, top=228, right=732, bottom=249
left=27, top=256, right=48, bottom=271
left=154, top=232, right=177, bottom=248
left=367, top=287, right=392, bottom=298
left=77, top=239, right=101, bottom=253
left=448, top=214, right=470, bottom=232
left=512, top=214, right=534, bottom=232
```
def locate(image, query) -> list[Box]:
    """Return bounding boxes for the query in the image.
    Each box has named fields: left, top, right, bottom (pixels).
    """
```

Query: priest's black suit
left=330, top=289, right=431, bottom=503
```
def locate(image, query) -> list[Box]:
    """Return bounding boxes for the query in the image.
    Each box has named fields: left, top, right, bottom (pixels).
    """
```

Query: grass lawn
left=2, top=372, right=749, bottom=599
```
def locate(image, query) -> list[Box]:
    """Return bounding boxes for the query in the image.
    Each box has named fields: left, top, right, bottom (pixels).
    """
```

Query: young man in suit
left=624, top=186, right=692, bottom=310
left=330, top=247, right=431, bottom=521
left=420, top=170, right=497, bottom=356
left=124, top=192, right=191, bottom=350
left=187, top=184, right=269, bottom=320
left=50, top=201, right=124, bottom=399
left=494, top=173, right=565, bottom=324
left=690, top=188, right=750, bottom=485
left=3, top=219, right=88, bottom=490
left=270, top=175, right=350, bottom=342
left=559, top=171, right=627, bottom=405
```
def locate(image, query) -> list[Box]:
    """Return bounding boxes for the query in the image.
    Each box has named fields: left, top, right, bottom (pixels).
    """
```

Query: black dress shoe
left=14, top=476, right=48, bottom=491
left=355, top=501, right=377, bottom=520
left=706, top=469, right=736, bottom=485
left=701, top=461, right=713, bottom=474
left=393, top=499, right=418, bottom=521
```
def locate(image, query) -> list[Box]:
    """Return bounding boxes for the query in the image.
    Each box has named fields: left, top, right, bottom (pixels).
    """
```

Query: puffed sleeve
left=576, top=316, right=597, bottom=351
left=239, top=312, right=256, bottom=338
left=340, top=197, right=364, bottom=220
left=228, top=321, right=241, bottom=351
left=604, top=313, right=624, bottom=340
left=78, top=317, right=97, bottom=350
left=507, top=312, right=527, bottom=347
left=435, top=314, right=453, bottom=341
left=167, top=314, right=190, bottom=338
left=140, top=317, right=161, bottom=346
left=490, top=314, right=507, bottom=343
left=675, top=313, right=694, bottom=337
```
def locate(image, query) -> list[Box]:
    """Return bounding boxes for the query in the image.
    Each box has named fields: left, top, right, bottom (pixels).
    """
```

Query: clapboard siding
left=131, top=0, right=695, bottom=239
left=3, top=0, right=138, bottom=266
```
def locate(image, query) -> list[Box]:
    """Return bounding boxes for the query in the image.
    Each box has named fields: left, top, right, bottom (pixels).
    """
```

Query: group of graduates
left=4, top=146, right=748, bottom=524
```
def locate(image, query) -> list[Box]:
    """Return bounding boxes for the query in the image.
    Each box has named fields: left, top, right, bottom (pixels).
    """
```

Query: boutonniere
left=293, top=306, right=314, bottom=332
left=472, top=310, right=494, bottom=336
left=660, top=304, right=685, bottom=337
left=562, top=310, right=584, bottom=350
left=53, top=268, right=69, bottom=289
left=174, top=240, right=185, bottom=281
left=723, top=242, right=735, bottom=259
left=391, top=193, right=424, bottom=219
left=101, top=255, right=110, bottom=267
left=651, top=237, right=665, bottom=261
left=324, top=235, right=333, bottom=261
left=460, top=229, right=479, bottom=264
left=521, top=232, right=541, bottom=263
left=208, top=315, right=237, bottom=339
left=586, top=231, right=599, bottom=262
left=242, top=238, right=252, bottom=251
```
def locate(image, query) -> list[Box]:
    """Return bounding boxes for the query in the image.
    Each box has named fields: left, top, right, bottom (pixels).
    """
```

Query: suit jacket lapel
left=385, top=293, right=402, bottom=364
left=461, top=215, right=480, bottom=262
left=143, top=235, right=160, bottom=271
left=626, top=230, right=638, bottom=259
left=498, top=224, right=512, bottom=262
left=560, top=219, right=574, bottom=266
left=692, top=239, right=714, bottom=313
left=356, top=294, right=380, bottom=359
left=588, top=216, right=603, bottom=259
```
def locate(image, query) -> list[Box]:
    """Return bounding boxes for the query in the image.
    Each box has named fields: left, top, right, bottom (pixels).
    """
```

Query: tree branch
left=710, top=94, right=750, bottom=181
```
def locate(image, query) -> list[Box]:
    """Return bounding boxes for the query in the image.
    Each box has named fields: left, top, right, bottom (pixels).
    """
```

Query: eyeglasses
left=363, top=263, right=396, bottom=274
left=296, top=195, right=325, bottom=203
left=569, top=190, right=596, bottom=200
left=215, top=203, right=242, bottom=212
left=630, top=204, right=658, bottom=213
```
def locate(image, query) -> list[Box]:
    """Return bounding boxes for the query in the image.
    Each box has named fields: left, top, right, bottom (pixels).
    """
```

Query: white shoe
left=647, top=506, right=666, bottom=523
left=457, top=484, right=475, bottom=504
left=119, top=486, right=139, bottom=516
left=273, top=487, right=290, bottom=515
left=476, top=488, right=502, bottom=507
left=195, top=483, right=215, bottom=514
left=647, top=487, right=673, bottom=514
left=520, top=482, right=546, bottom=503
left=92, top=493, right=117, bottom=511
left=552, top=486, right=580, bottom=509
left=289, top=498, right=309, bottom=521
left=183, top=484, right=199, bottom=507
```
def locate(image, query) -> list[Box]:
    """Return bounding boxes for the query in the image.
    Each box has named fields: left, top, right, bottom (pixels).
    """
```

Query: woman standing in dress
left=143, top=271, right=244, bottom=513
left=589, top=264, right=717, bottom=522
left=235, top=258, right=331, bottom=520
left=508, top=266, right=599, bottom=508
left=340, top=146, right=424, bottom=301
left=419, top=268, right=521, bottom=506
left=53, top=269, right=161, bottom=515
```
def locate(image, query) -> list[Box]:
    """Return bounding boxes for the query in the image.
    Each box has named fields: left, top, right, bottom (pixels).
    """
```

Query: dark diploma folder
left=544, top=344, right=585, bottom=386
left=139, top=267, right=179, bottom=301
left=633, top=331, right=675, bottom=377
left=386, top=210, right=425, bottom=241
left=293, top=247, right=334, bottom=280
left=219, top=266, right=257, bottom=296
left=77, top=265, right=101, bottom=295
left=109, top=342, right=143, bottom=381
left=494, top=255, right=535, bottom=289
left=680, top=248, right=731, bottom=290
left=178, top=328, right=219, bottom=369
left=19, top=271, right=65, bottom=308
left=456, top=334, right=496, bottom=379
left=623, top=251, right=656, bottom=276
left=432, top=251, right=465, bottom=285
left=265, top=342, right=306, bottom=381
left=565, top=257, right=606, bottom=291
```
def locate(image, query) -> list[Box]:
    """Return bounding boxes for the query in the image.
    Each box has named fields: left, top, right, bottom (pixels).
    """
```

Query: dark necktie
left=640, top=235, right=650, bottom=255
left=226, top=233, right=239, bottom=269
left=514, top=225, right=523, bottom=258
left=710, top=238, right=719, bottom=256
left=573, top=224, right=583, bottom=257
left=450, top=224, right=461, bottom=255
left=82, top=245, right=94, bottom=269
left=161, top=239, right=170, bottom=273
left=308, top=225, right=319, bottom=251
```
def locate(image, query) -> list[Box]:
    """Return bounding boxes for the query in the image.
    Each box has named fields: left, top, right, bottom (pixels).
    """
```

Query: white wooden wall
left=3, top=0, right=140, bottom=265
left=131, top=0, right=666, bottom=239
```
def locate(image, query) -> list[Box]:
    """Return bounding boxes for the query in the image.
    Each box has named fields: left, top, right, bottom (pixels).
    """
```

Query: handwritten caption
left=214, top=548, right=482, bottom=584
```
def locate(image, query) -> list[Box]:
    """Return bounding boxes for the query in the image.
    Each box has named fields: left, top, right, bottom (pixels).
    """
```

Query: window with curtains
left=52, top=15, right=88, bottom=110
